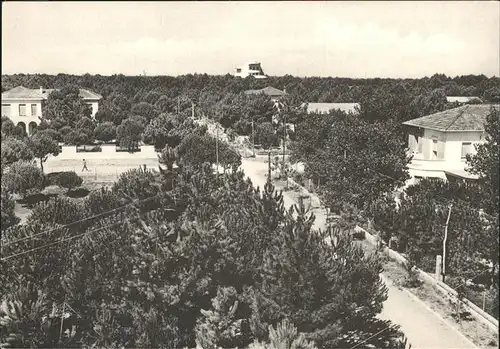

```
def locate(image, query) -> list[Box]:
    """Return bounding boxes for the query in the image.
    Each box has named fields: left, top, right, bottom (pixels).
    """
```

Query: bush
left=56, top=171, right=83, bottom=192
left=1, top=189, right=19, bottom=230
left=2, top=161, right=45, bottom=198
left=28, top=196, right=86, bottom=226
left=85, top=187, right=122, bottom=216
left=401, top=260, right=422, bottom=288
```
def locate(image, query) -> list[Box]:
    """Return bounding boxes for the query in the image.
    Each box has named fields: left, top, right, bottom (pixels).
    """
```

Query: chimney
left=39, top=86, right=43, bottom=94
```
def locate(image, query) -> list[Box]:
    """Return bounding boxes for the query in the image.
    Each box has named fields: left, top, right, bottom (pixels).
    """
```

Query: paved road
left=241, top=156, right=477, bottom=349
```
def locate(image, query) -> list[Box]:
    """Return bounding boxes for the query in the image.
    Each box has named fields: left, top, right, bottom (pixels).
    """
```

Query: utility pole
left=442, top=204, right=453, bottom=281
left=252, top=118, right=255, bottom=157
left=268, top=150, right=271, bottom=181
left=216, top=109, right=220, bottom=173
left=191, top=102, right=195, bottom=119
left=282, top=107, right=286, bottom=175
left=216, top=124, right=219, bottom=173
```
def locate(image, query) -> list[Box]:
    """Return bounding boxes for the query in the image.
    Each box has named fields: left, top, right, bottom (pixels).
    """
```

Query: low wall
left=358, top=226, right=499, bottom=332
left=49, top=144, right=158, bottom=160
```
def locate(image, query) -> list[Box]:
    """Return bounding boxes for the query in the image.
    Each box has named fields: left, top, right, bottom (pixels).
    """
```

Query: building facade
left=1, top=86, right=102, bottom=135
left=234, top=62, right=267, bottom=79
left=402, top=104, right=498, bottom=184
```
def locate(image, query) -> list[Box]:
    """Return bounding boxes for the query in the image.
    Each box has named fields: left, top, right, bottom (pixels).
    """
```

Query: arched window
left=17, top=122, right=26, bottom=134
left=28, top=121, right=38, bottom=136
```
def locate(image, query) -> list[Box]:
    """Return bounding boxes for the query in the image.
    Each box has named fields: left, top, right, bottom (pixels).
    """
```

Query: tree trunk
left=40, top=158, right=44, bottom=174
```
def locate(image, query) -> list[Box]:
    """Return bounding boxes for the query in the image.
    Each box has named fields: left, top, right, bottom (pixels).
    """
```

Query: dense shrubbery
left=56, top=171, right=83, bottom=192
left=1, top=162, right=406, bottom=348
left=2, top=161, right=45, bottom=198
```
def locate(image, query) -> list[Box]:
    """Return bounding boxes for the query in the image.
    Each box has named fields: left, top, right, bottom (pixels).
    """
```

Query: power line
left=349, top=324, right=400, bottom=349
left=1, top=203, right=184, bottom=262
left=1, top=221, right=125, bottom=261
left=2, top=193, right=163, bottom=247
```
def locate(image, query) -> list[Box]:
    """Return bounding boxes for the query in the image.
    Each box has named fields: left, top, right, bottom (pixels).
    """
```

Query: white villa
left=234, top=62, right=268, bottom=79
left=402, top=104, right=499, bottom=185
left=1, top=86, right=102, bottom=135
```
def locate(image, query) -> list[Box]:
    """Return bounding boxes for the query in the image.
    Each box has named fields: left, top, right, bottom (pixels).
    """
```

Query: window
left=461, top=142, right=472, bottom=159
left=31, top=104, right=37, bottom=116
left=19, top=104, right=26, bottom=116
left=432, top=138, right=438, bottom=158
left=1, top=104, right=10, bottom=117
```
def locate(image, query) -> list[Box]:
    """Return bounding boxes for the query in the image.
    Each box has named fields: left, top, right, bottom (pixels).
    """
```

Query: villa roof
left=402, top=104, right=499, bottom=132
left=244, top=86, right=286, bottom=97
left=1, top=86, right=102, bottom=100
left=304, top=102, right=360, bottom=114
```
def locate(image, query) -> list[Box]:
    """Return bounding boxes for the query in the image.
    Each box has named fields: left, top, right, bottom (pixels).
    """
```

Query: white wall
left=443, top=131, right=484, bottom=162
left=406, top=127, right=485, bottom=184
left=409, top=128, right=484, bottom=163
left=86, top=101, right=99, bottom=118
left=2, top=98, right=100, bottom=128
left=1, top=99, right=42, bottom=134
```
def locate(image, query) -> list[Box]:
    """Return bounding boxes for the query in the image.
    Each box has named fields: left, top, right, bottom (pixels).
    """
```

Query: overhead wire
left=2, top=192, right=163, bottom=246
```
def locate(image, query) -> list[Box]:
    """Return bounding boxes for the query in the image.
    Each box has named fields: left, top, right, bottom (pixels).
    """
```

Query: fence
left=358, top=226, right=499, bottom=332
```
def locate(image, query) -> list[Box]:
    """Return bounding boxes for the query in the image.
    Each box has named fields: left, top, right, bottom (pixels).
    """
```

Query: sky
left=2, top=1, right=499, bottom=78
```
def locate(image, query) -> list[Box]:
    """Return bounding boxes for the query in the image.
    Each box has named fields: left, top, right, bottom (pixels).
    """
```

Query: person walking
left=82, top=159, right=90, bottom=172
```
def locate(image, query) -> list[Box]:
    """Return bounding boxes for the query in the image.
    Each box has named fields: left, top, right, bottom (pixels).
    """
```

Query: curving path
left=241, top=156, right=478, bottom=349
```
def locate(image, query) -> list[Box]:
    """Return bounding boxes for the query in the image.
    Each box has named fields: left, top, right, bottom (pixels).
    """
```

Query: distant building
left=402, top=104, right=499, bottom=184
left=234, top=62, right=268, bottom=79
left=446, top=96, right=483, bottom=105
left=303, top=102, right=360, bottom=114
left=1, top=86, right=102, bottom=135
left=244, top=86, right=286, bottom=102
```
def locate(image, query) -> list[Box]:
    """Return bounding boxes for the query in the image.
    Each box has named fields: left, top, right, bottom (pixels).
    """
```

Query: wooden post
left=483, top=290, right=486, bottom=311
left=436, top=255, right=443, bottom=281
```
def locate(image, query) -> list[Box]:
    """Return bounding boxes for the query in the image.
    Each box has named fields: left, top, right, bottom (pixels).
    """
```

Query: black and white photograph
left=1, top=1, right=499, bottom=348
